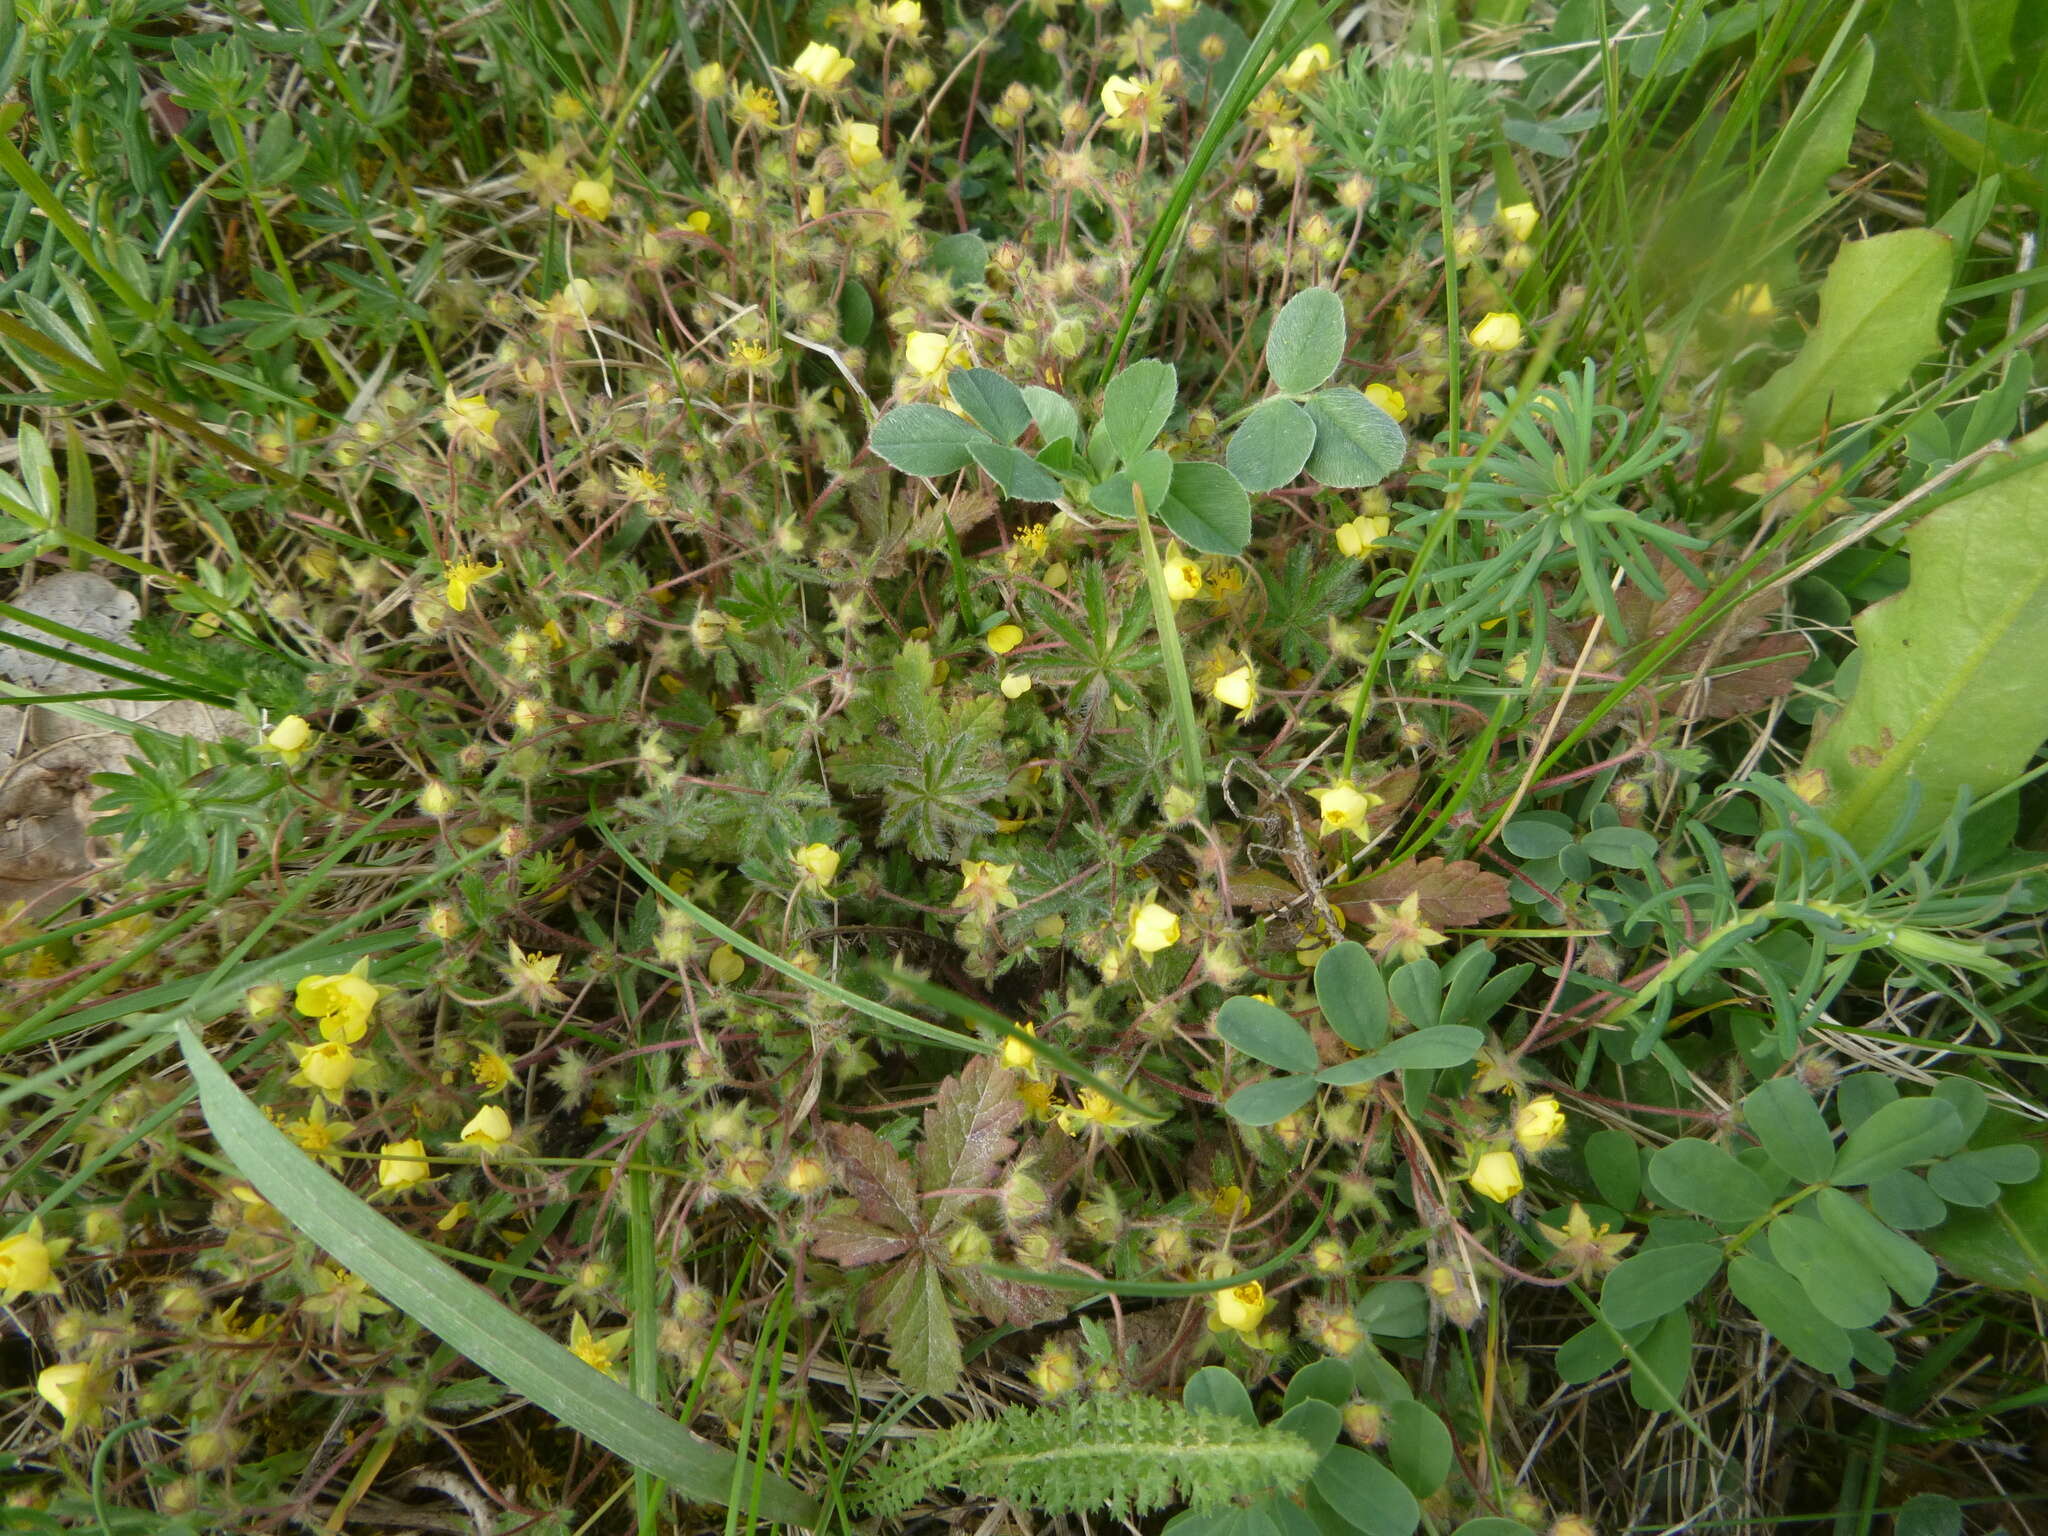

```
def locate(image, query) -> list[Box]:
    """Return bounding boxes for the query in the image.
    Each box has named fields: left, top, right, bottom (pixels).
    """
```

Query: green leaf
left=1742, top=1078, right=1836, bottom=1185
left=965, top=439, right=1064, bottom=503
left=887, top=1257, right=965, bottom=1396
left=1274, top=1400, right=1342, bottom=1460
left=1556, top=1321, right=1624, bottom=1384
left=1727, top=1255, right=1853, bottom=1374
left=1216, top=995, right=1320, bottom=1072
left=1813, top=1188, right=1938, bottom=1305
left=948, top=368, right=1032, bottom=444
left=1315, top=941, right=1388, bottom=1050
left=1599, top=1243, right=1722, bottom=1331
left=1627, top=1307, right=1692, bottom=1413
left=1868, top=1170, right=1949, bottom=1231
left=1865, top=0, right=2016, bottom=159
left=1225, top=1074, right=1320, bottom=1128
left=1577, top=825, right=1658, bottom=869
left=1388, top=957, right=1440, bottom=1031
left=1022, top=384, right=1080, bottom=450
left=1314, top=1027, right=1483, bottom=1085
left=1831, top=1097, right=1967, bottom=1186
left=1354, top=1281, right=1428, bottom=1339
left=1302, top=387, right=1406, bottom=489
left=1647, top=1140, right=1775, bottom=1224
left=172, top=1024, right=817, bottom=1525
left=1284, top=1358, right=1355, bottom=1411
left=1184, top=1365, right=1258, bottom=1425
left=1450, top=1524, right=1537, bottom=1536
left=1801, top=423, right=2048, bottom=854
left=1743, top=227, right=1951, bottom=453
left=1585, top=1129, right=1642, bottom=1211
left=1896, top=1493, right=1965, bottom=1536
left=869, top=403, right=991, bottom=478
left=1736, top=36, right=1871, bottom=254
left=1102, top=358, right=1178, bottom=464
left=838, top=281, right=874, bottom=345
left=1311, top=1447, right=1419, bottom=1536
left=930, top=231, right=990, bottom=290
left=1160, top=460, right=1252, bottom=555
left=1920, top=1154, right=2048, bottom=1298
left=1767, top=1209, right=1888, bottom=1328
left=1384, top=1401, right=1453, bottom=1498
left=1265, top=288, right=1348, bottom=395
left=1090, top=448, right=1174, bottom=523
left=1226, top=397, right=1317, bottom=493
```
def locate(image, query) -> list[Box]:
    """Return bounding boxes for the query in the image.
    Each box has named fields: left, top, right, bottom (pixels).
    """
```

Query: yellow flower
left=471, top=1048, right=515, bottom=1096
left=1255, top=123, right=1318, bottom=180
left=443, top=558, right=501, bottom=613
left=419, top=779, right=457, bottom=817
left=439, top=390, right=500, bottom=453
left=1365, top=890, right=1448, bottom=965
left=569, top=1313, right=629, bottom=1377
left=1363, top=382, right=1408, bottom=423
left=1162, top=545, right=1204, bottom=602
left=295, top=958, right=386, bottom=1044
left=1468, top=311, right=1523, bottom=353
left=1210, top=1279, right=1269, bottom=1334
left=0, top=1217, right=62, bottom=1302
left=283, top=1098, right=352, bottom=1172
left=956, top=859, right=1020, bottom=923
left=1055, top=1087, right=1148, bottom=1135
left=789, top=40, right=855, bottom=90
left=1018, top=1079, right=1057, bottom=1121
left=1150, top=0, right=1195, bottom=16
left=290, top=1039, right=359, bottom=1101
left=376, top=1138, right=434, bottom=1196
left=877, top=0, right=924, bottom=33
left=1497, top=201, right=1539, bottom=243
left=1128, top=900, right=1181, bottom=954
left=1210, top=1184, right=1252, bottom=1220
left=690, top=61, right=727, bottom=99
left=1027, top=1342, right=1082, bottom=1398
left=261, top=713, right=315, bottom=768
left=1536, top=1203, right=1637, bottom=1282
left=986, top=623, right=1025, bottom=655
left=1212, top=664, right=1258, bottom=717
left=1000, top=1021, right=1039, bottom=1073
left=460, top=1104, right=514, bottom=1150
left=837, top=120, right=883, bottom=169
left=1335, top=514, right=1391, bottom=558
left=784, top=1153, right=830, bottom=1195
left=1100, top=75, right=1145, bottom=120
left=1514, top=1095, right=1567, bottom=1153
left=792, top=841, right=841, bottom=888
left=302, top=1264, right=390, bottom=1334
left=708, top=944, right=746, bottom=984
left=1726, top=282, right=1774, bottom=319
left=36, top=1362, right=102, bottom=1436
left=904, top=328, right=968, bottom=382
left=1279, top=43, right=1331, bottom=90
left=1467, top=1149, right=1523, bottom=1203
left=1000, top=672, right=1033, bottom=699
left=505, top=943, right=568, bottom=1006
left=563, top=178, right=613, bottom=220
left=1308, top=780, right=1381, bottom=841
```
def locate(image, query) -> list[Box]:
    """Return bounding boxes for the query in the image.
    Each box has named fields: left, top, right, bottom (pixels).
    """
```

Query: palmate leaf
left=920, top=1057, right=1024, bottom=1226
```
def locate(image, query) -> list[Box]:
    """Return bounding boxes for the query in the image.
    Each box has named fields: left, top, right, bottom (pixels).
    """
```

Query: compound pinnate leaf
left=1265, top=288, right=1347, bottom=395
left=1768, top=1209, right=1889, bottom=1328
left=1813, top=1187, right=1937, bottom=1305
left=1599, top=1243, right=1722, bottom=1331
left=1647, top=1139, right=1774, bottom=1224
left=1102, top=358, right=1178, bottom=464
left=869, top=403, right=990, bottom=477
left=1302, top=386, right=1406, bottom=488
left=1831, top=1096, right=1966, bottom=1186
left=1226, top=396, right=1317, bottom=492
left=1742, top=1077, right=1836, bottom=1185
left=1728, top=1255, right=1853, bottom=1374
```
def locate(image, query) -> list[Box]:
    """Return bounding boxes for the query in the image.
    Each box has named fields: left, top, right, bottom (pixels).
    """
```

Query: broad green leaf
left=1388, top=957, right=1440, bottom=1031
left=869, top=403, right=990, bottom=478
left=1813, top=1188, right=1937, bottom=1305
left=1090, top=447, right=1174, bottom=523
left=1302, top=386, right=1406, bottom=488
left=1896, top=1493, right=1965, bottom=1536
left=1102, top=358, right=1177, bottom=464
left=1184, top=1364, right=1258, bottom=1424
left=838, top=281, right=873, bottom=345
left=1577, top=825, right=1658, bottom=869
left=1384, top=1401, right=1453, bottom=1498
left=1284, top=1357, right=1355, bottom=1411
left=1314, top=1026, right=1482, bottom=1085
left=1831, top=1097, right=1966, bottom=1186
left=1450, top=1524, right=1537, bottom=1536
left=1931, top=1078, right=1988, bottom=1140
left=1226, top=397, right=1317, bottom=492
left=965, top=439, right=1063, bottom=503
left=1647, top=1139, right=1774, bottom=1224
left=1920, top=1155, right=2048, bottom=1298
left=173, top=1023, right=818, bottom=1525
left=1585, top=1129, right=1642, bottom=1211
left=1315, top=940, right=1388, bottom=1050
left=1865, top=0, right=2015, bottom=160
left=1599, top=1243, right=1722, bottom=1331
left=1801, top=424, right=2048, bottom=854
left=1927, top=1152, right=2005, bottom=1206
left=1021, top=384, right=1080, bottom=449
left=1917, top=105, right=2048, bottom=207
left=1768, top=1209, right=1888, bottom=1327
left=1311, top=1447, right=1419, bottom=1536
left=930, top=231, right=989, bottom=289
left=1868, top=1170, right=1949, bottom=1230
left=1265, top=288, right=1347, bottom=394
left=948, top=368, right=1031, bottom=444
left=887, top=1257, right=965, bottom=1396
left=1727, top=1255, right=1852, bottom=1374
left=1627, top=1308, right=1692, bottom=1413
left=1274, top=1400, right=1342, bottom=1460
left=1742, top=1078, right=1836, bottom=1185
left=1160, top=460, right=1252, bottom=555
left=1743, top=227, right=1950, bottom=453
left=1355, top=1281, right=1428, bottom=1339
left=1555, top=1321, right=1624, bottom=1384
left=1224, top=1074, right=1320, bottom=1127
left=1216, top=996, right=1320, bottom=1073
left=1736, top=36, right=1871, bottom=255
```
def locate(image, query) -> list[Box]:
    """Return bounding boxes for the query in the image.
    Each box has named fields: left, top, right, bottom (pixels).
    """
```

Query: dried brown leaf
left=1331, top=857, right=1512, bottom=930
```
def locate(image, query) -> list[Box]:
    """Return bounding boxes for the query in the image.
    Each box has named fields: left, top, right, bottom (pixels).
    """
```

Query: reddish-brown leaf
left=808, top=1210, right=915, bottom=1268
left=918, top=1057, right=1023, bottom=1224
left=824, top=1122, right=923, bottom=1236
left=1331, top=857, right=1512, bottom=930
